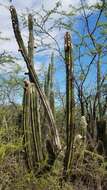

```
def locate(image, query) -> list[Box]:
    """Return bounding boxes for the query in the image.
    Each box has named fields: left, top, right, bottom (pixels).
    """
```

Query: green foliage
left=0, top=141, right=22, bottom=161
left=0, top=122, right=72, bottom=190
left=0, top=126, right=23, bottom=161
left=0, top=53, right=15, bottom=65
left=69, top=138, right=107, bottom=189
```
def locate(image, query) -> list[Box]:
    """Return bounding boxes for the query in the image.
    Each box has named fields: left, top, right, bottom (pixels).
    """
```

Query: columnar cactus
left=23, top=81, right=43, bottom=170
left=63, top=32, right=75, bottom=177
left=10, top=6, right=61, bottom=157
left=44, top=53, right=55, bottom=115
left=10, top=6, right=61, bottom=174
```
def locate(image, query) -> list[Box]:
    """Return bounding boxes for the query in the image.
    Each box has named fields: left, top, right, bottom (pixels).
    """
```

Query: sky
left=0, top=0, right=102, bottom=104
left=0, top=0, right=100, bottom=54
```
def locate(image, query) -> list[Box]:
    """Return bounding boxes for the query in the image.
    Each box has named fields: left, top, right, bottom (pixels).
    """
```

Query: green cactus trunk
left=44, top=53, right=55, bottom=115
left=63, top=32, right=75, bottom=178
left=41, top=54, right=56, bottom=168
left=43, top=54, right=55, bottom=142
left=10, top=6, right=61, bottom=154
left=22, top=14, right=43, bottom=170
left=23, top=82, right=43, bottom=171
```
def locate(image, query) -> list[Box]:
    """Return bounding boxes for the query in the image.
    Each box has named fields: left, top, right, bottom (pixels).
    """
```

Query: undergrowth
left=0, top=125, right=107, bottom=190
